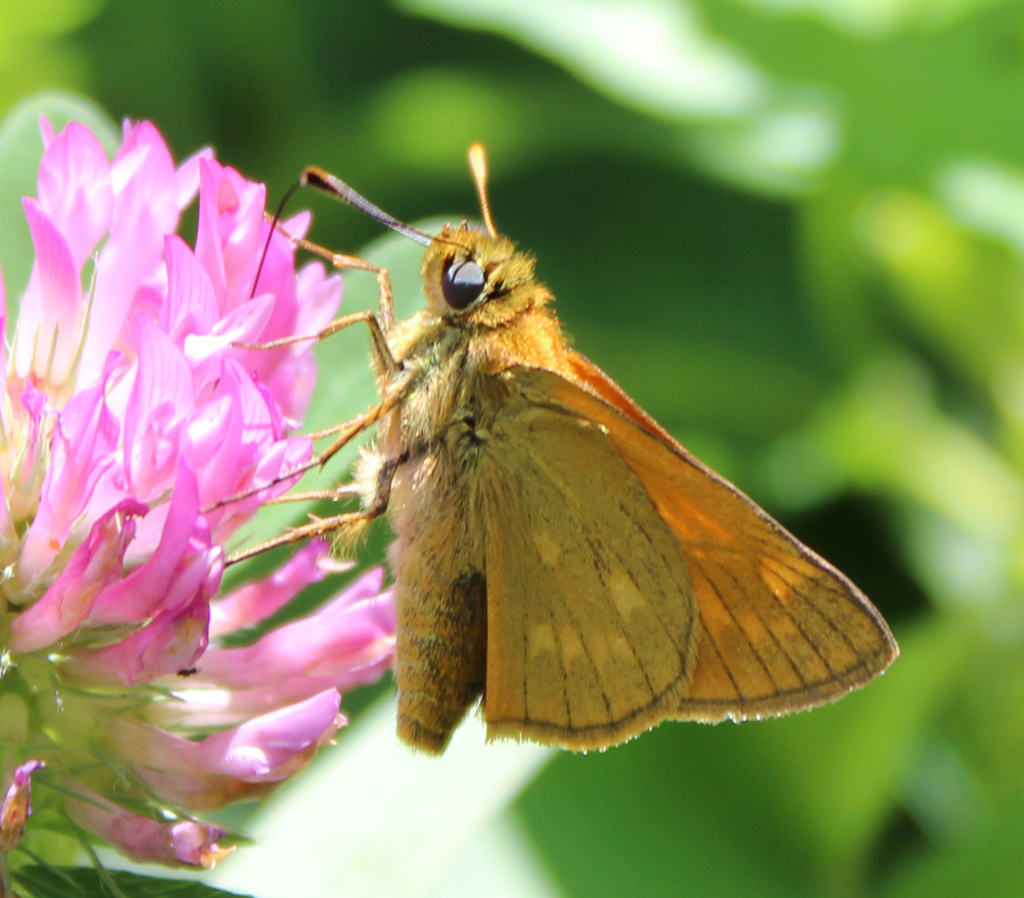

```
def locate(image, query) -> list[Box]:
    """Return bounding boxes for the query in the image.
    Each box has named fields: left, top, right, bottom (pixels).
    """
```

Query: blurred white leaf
left=208, top=696, right=553, bottom=898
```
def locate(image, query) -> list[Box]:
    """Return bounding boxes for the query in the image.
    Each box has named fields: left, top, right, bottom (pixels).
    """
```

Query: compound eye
left=441, top=259, right=486, bottom=310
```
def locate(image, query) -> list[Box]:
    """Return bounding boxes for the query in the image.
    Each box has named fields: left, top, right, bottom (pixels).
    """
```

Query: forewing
left=513, top=360, right=898, bottom=723
left=479, top=391, right=698, bottom=750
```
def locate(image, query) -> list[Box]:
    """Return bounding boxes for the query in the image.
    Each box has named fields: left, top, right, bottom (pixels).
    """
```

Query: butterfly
left=246, top=146, right=898, bottom=753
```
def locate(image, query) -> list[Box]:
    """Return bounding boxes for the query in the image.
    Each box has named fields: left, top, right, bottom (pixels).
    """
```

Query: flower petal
left=63, top=591, right=210, bottom=686
left=0, top=760, right=45, bottom=851
left=35, top=119, right=112, bottom=270
left=19, top=369, right=123, bottom=579
left=196, top=569, right=394, bottom=690
left=107, top=691, right=342, bottom=808
left=10, top=501, right=145, bottom=652
left=209, top=539, right=342, bottom=637
left=87, top=463, right=221, bottom=624
left=65, top=786, right=232, bottom=868
left=13, top=199, right=84, bottom=384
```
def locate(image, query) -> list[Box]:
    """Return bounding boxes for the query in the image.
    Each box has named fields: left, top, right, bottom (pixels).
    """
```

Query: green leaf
left=699, top=0, right=1024, bottom=189
left=882, top=798, right=1024, bottom=898
left=396, top=0, right=836, bottom=193
left=741, top=614, right=979, bottom=885
left=14, top=864, right=252, bottom=898
left=398, top=0, right=762, bottom=121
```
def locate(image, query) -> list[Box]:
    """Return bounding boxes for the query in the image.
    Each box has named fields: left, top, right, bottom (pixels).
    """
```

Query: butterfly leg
left=204, top=365, right=415, bottom=518
left=225, top=452, right=400, bottom=566
left=243, top=242, right=399, bottom=375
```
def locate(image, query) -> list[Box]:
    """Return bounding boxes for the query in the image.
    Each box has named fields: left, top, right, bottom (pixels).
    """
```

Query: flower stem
left=0, top=850, right=11, bottom=898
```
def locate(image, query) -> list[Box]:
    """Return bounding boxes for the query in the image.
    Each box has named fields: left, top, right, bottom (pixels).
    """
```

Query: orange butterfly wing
left=511, top=354, right=898, bottom=722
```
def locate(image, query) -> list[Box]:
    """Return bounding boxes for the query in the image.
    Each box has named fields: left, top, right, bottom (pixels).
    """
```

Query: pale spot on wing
left=759, top=552, right=820, bottom=603
left=529, top=622, right=557, bottom=660
left=533, top=527, right=562, bottom=567
left=609, top=571, right=644, bottom=618
left=759, top=562, right=793, bottom=602
left=559, top=625, right=586, bottom=666
left=610, top=633, right=636, bottom=664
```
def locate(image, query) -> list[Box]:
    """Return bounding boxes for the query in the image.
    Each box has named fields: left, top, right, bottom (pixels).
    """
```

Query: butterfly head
left=421, top=223, right=550, bottom=328
left=294, top=146, right=551, bottom=329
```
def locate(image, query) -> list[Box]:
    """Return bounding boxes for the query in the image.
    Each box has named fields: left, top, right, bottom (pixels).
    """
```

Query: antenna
left=468, top=144, right=497, bottom=238
left=300, top=166, right=433, bottom=248
left=253, top=151, right=497, bottom=300
left=252, top=180, right=309, bottom=298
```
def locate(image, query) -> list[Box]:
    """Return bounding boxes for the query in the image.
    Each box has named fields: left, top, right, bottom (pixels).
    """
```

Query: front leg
left=226, top=448, right=401, bottom=566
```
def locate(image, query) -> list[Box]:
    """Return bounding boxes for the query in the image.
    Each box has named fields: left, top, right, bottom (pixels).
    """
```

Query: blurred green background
left=4, top=0, right=1024, bottom=896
